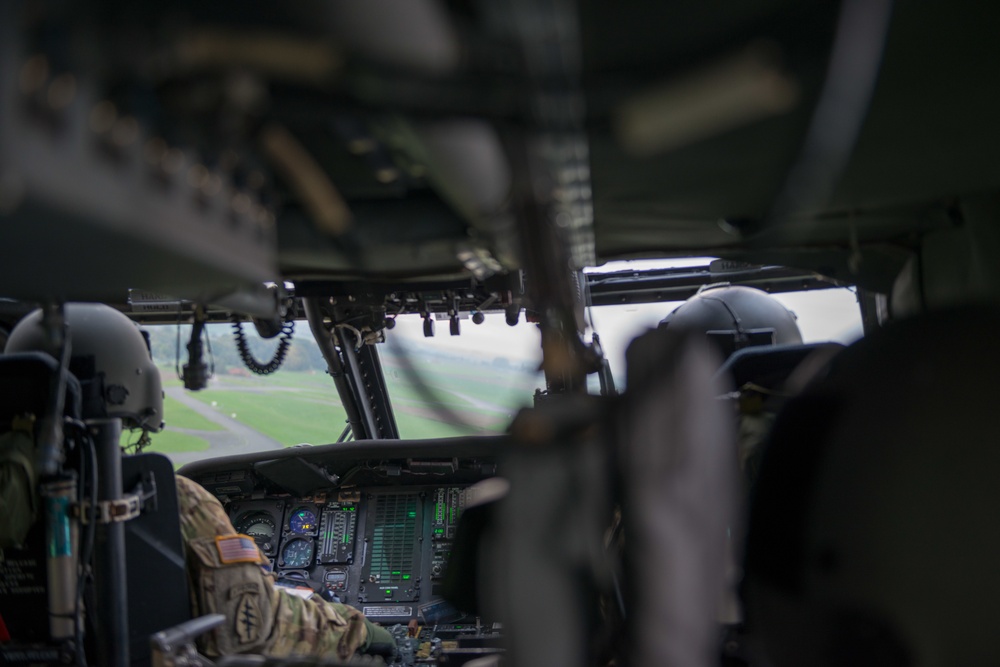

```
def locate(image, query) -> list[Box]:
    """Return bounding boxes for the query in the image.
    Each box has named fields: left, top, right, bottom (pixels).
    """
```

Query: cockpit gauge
left=289, top=507, right=318, bottom=534
left=280, top=538, right=314, bottom=569
left=235, top=512, right=277, bottom=554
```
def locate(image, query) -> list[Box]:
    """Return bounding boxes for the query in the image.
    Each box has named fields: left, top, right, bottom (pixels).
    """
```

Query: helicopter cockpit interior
left=2, top=1, right=1000, bottom=666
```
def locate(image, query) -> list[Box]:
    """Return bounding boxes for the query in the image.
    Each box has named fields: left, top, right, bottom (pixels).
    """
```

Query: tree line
left=144, top=322, right=326, bottom=374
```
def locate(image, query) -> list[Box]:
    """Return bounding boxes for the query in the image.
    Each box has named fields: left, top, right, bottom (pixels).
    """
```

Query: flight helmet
left=6, top=303, right=163, bottom=432
left=660, top=285, right=802, bottom=360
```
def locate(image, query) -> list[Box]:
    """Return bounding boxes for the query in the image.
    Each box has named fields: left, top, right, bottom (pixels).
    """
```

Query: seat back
left=744, top=307, right=1000, bottom=667
left=0, top=351, right=190, bottom=666
left=715, top=342, right=845, bottom=394
left=715, top=342, right=844, bottom=489
left=123, top=452, right=191, bottom=667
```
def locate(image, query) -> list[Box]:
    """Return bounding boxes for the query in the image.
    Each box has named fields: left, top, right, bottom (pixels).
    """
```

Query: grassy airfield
left=139, top=359, right=539, bottom=464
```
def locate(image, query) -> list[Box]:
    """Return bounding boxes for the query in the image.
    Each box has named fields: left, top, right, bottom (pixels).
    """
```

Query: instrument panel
left=186, top=439, right=506, bottom=664
left=226, top=485, right=474, bottom=623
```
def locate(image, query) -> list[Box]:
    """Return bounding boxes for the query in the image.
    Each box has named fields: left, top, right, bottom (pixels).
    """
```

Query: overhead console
left=177, top=436, right=506, bottom=656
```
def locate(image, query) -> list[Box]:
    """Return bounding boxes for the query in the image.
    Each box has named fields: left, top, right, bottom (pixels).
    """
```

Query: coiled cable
left=231, top=314, right=295, bottom=375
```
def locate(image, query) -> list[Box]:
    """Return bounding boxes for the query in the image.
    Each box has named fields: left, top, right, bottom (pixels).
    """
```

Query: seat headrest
left=715, top=341, right=845, bottom=391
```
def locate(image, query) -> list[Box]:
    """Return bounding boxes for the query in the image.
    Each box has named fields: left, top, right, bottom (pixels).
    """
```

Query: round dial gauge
left=289, top=507, right=318, bottom=534
left=281, top=538, right=314, bottom=568
left=236, top=512, right=276, bottom=543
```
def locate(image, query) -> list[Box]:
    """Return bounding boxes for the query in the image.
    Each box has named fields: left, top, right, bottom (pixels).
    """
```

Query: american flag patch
left=216, top=535, right=261, bottom=564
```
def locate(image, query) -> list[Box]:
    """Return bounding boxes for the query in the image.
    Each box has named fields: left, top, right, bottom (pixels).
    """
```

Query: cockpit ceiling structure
left=2, top=0, right=998, bottom=307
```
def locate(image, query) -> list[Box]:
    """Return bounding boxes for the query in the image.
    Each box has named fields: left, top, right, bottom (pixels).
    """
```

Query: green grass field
left=149, top=431, right=211, bottom=453
left=162, top=395, right=222, bottom=431
left=383, top=357, right=539, bottom=410
left=151, top=357, right=531, bottom=458
left=380, top=354, right=539, bottom=437
left=111, top=384, right=222, bottom=462
left=187, top=387, right=350, bottom=445
left=122, top=429, right=210, bottom=454
left=120, top=393, right=217, bottom=456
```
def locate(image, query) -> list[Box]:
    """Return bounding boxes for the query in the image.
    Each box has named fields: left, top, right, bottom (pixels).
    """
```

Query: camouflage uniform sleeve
left=176, top=475, right=239, bottom=540
left=269, top=590, right=369, bottom=660
left=175, top=476, right=371, bottom=659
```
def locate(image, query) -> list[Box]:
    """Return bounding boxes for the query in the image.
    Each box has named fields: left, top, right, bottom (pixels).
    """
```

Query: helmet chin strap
left=123, top=428, right=152, bottom=455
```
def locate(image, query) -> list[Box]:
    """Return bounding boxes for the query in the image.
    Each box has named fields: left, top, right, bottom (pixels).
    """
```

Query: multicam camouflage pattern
left=270, top=587, right=368, bottom=660
left=185, top=533, right=276, bottom=655
left=175, top=476, right=370, bottom=659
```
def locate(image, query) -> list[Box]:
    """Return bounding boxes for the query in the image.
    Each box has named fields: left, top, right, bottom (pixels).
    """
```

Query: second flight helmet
left=660, top=285, right=802, bottom=360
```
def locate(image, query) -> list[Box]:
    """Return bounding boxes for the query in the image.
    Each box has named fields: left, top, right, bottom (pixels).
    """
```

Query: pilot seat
left=743, top=306, right=1000, bottom=667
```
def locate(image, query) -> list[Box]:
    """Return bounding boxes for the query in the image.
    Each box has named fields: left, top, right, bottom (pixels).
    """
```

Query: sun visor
left=254, top=456, right=340, bottom=497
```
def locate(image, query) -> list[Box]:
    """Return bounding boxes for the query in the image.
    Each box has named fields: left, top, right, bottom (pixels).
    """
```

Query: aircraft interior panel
left=223, top=485, right=473, bottom=624
left=180, top=438, right=505, bottom=647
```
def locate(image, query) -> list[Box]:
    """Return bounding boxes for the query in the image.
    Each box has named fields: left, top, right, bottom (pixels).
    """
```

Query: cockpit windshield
left=139, top=282, right=862, bottom=467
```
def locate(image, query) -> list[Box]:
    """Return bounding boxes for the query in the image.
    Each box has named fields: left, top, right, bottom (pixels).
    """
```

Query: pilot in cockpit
left=4, top=303, right=395, bottom=661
